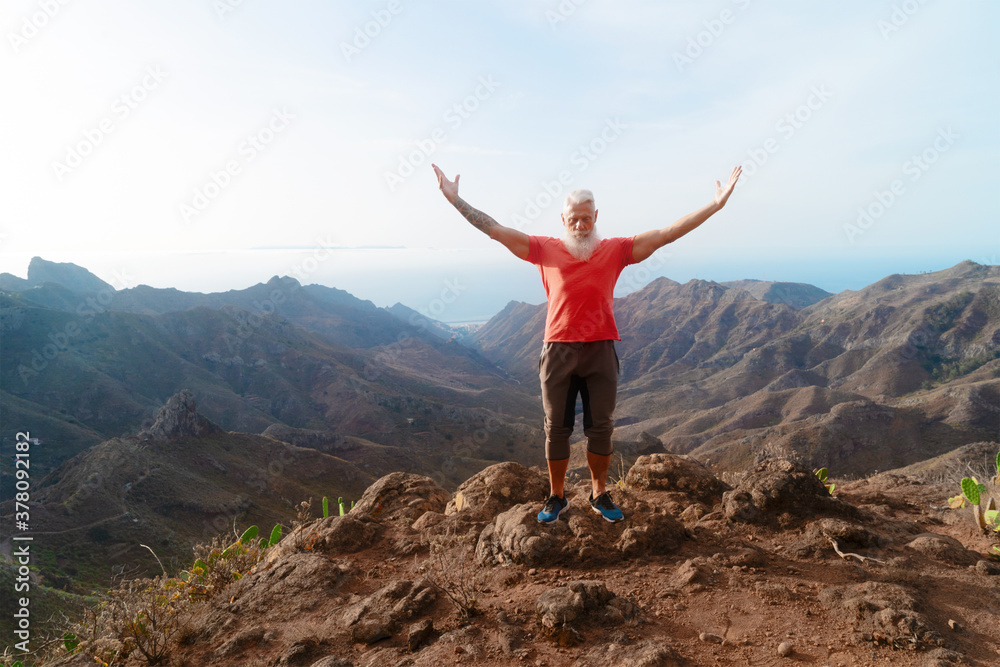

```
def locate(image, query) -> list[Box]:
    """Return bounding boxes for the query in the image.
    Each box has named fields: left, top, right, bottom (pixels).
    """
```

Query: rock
left=572, top=639, right=685, bottom=667
left=230, top=553, right=353, bottom=615
left=806, top=517, right=884, bottom=549
left=215, top=626, right=265, bottom=658
left=975, top=559, right=1000, bottom=575
left=699, top=632, right=724, bottom=644
left=476, top=486, right=686, bottom=567
left=352, top=472, right=449, bottom=523
left=777, top=641, right=793, bottom=656
left=818, top=581, right=943, bottom=649
left=625, top=453, right=731, bottom=505
left=341, top=579, right=437, bottom=644
left=922, top=647, right=968, bottom=665
left=144, top=390, right=220, bottom=441
left=670, top=558, right=714, bottom=590
left=948, top=619, right=962, bottom=632
left=906, top=534, right=980, bottom=566
left=722, top=459, right=854, bottom=527
left=266, top=515, right=381, bottom=564
left=309, top=655, right=354, bottom=667
left=411, top=510, right=446, bottom=532
left=278, top=638, right=323, bottom=666
left=535, top=581, right=635, bottom=631
left=407, top=619, right=434, bottom=651
left=616, top=508, right=686, bottom=558
left=352, top=617, right=391, bottom=644
left=308, top=658, right=354, bottom=667
left=477, top=502, right=562, bottom=566
left=445, top=461, right=549, bottom=520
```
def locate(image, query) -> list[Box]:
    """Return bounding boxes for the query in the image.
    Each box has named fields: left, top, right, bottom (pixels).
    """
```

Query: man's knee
left=583, top=423, right=614, bottom=456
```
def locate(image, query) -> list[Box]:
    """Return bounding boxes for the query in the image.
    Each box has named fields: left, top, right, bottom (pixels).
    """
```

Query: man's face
left=561, top=201, right=598, bottom=237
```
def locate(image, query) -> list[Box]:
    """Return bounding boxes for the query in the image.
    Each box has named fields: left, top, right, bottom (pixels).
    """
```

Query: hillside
left=25, top=449, right=1000, bottom=667
left=1, top=265, right=543, bottom=501
left=474, top=261, right=1000, bottom=479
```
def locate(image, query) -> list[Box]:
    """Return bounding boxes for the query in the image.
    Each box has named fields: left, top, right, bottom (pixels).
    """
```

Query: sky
left=2, top=0, right=997, bottom=323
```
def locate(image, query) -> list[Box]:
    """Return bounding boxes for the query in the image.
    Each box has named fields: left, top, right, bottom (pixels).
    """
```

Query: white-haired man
left=432, top=163, right=742, bottom=523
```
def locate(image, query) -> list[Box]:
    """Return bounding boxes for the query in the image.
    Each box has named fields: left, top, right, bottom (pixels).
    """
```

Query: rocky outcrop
left=144, top=389, right=220, bottom=441
left=350, top=472, right=449, bottom=523
left=722, top=458, right=855, bottom=527
left=625, top=453, right=732, bottom=505
left=444, top=461, right=549, bottom=521
left=476, top=484, right=687, bottom=567
left=536, top=581, right=638, bottom=633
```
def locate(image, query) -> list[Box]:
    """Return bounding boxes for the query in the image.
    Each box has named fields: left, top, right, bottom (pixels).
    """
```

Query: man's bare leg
left=547, top=458, right=569, bottom=498
left=587, top=450, right=611, bottom=497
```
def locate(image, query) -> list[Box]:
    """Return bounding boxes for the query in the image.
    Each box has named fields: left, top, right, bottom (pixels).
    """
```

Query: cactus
left=814, top=468, right=835, bottom=495
left=338, top=496, right=346, bottom=516
left=268, top=524, right=282, bottom=546
left=240, top=525, right=259, bottom=544
left=322, top=496, right=330, bottom=518
left=961, top=477, right=984, bottom=505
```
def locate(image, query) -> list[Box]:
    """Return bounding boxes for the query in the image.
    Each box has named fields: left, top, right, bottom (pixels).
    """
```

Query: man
left=432, top=163, right=742, bottom=524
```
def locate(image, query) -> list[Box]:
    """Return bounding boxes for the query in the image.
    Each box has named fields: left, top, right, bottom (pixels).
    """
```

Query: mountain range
left=0, top=256, right=998, bottom=651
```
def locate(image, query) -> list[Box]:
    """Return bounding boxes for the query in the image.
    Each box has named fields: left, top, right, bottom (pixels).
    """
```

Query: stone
left=722, top=459, right=855, bottom=526
left=777, top=641, right=793, bottom=656
left=352, top=472, right=449, bottom=523
left=445, top=462, right=550, bottom=521
left=535, top=581, right=635, bottom=632
left=975, top=559, right=1000, bottom=575
left=699, top=632, right=724, bottom=644
left=408, top=619, right=434, bottom=651
left=572, top=639, right=685, bottom=666
left=307, top=658, right=354, bottom=667
left=144, top=390, right=220, bottom=441
left=625, top=453, right=731, bottom=505
left=906, top=534, right=980, bottom=566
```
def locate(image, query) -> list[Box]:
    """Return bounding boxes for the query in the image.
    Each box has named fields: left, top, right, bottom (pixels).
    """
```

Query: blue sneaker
left=537, top=494, right=569, bottom=524
left=589, top=491, right=624, bottom=523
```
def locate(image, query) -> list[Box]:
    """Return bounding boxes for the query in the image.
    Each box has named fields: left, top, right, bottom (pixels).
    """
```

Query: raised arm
left=432, top=163, right=529, bottom=260
left=631, top=165, right=742, bottom=263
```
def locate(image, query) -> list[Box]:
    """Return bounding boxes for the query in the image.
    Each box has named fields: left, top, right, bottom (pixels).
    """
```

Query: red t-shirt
left=526, top=235, right=636, bottom=342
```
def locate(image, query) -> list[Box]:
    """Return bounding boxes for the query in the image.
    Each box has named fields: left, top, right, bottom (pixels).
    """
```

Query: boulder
left=905, top=533, right=980, bottom=566
left=475, top=487, right=685, bottom=567
left=625, top=453, right=731, bottom=505
left=535, top=581, right=637, bottom=630
left=265, top=514, right=382, bottom=564
left=352, top=472, right=449, bottom=523
left=445, top=461, right=549, bottom=521
left=722, top=458, right=854, bottom=526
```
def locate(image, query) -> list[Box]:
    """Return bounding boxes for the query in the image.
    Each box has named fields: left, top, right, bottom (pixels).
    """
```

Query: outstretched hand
left=714, top=165, right=742, bottom=208
left=432, top=163, right=459, bottom=203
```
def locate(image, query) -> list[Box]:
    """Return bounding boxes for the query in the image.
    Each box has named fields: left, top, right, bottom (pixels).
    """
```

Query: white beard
left=563, top=228, right=602, bottom=261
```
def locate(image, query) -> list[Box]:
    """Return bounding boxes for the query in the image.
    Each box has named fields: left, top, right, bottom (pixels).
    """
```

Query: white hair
left=564, top=189, right=595, bottom=209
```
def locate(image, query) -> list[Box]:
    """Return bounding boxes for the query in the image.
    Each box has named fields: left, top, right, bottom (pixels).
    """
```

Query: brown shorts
left=538, top=340, right=619, bottom=460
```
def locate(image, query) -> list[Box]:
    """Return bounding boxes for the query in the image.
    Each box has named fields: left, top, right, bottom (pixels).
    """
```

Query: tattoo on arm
left=453, top=196, right=498, bottom=236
